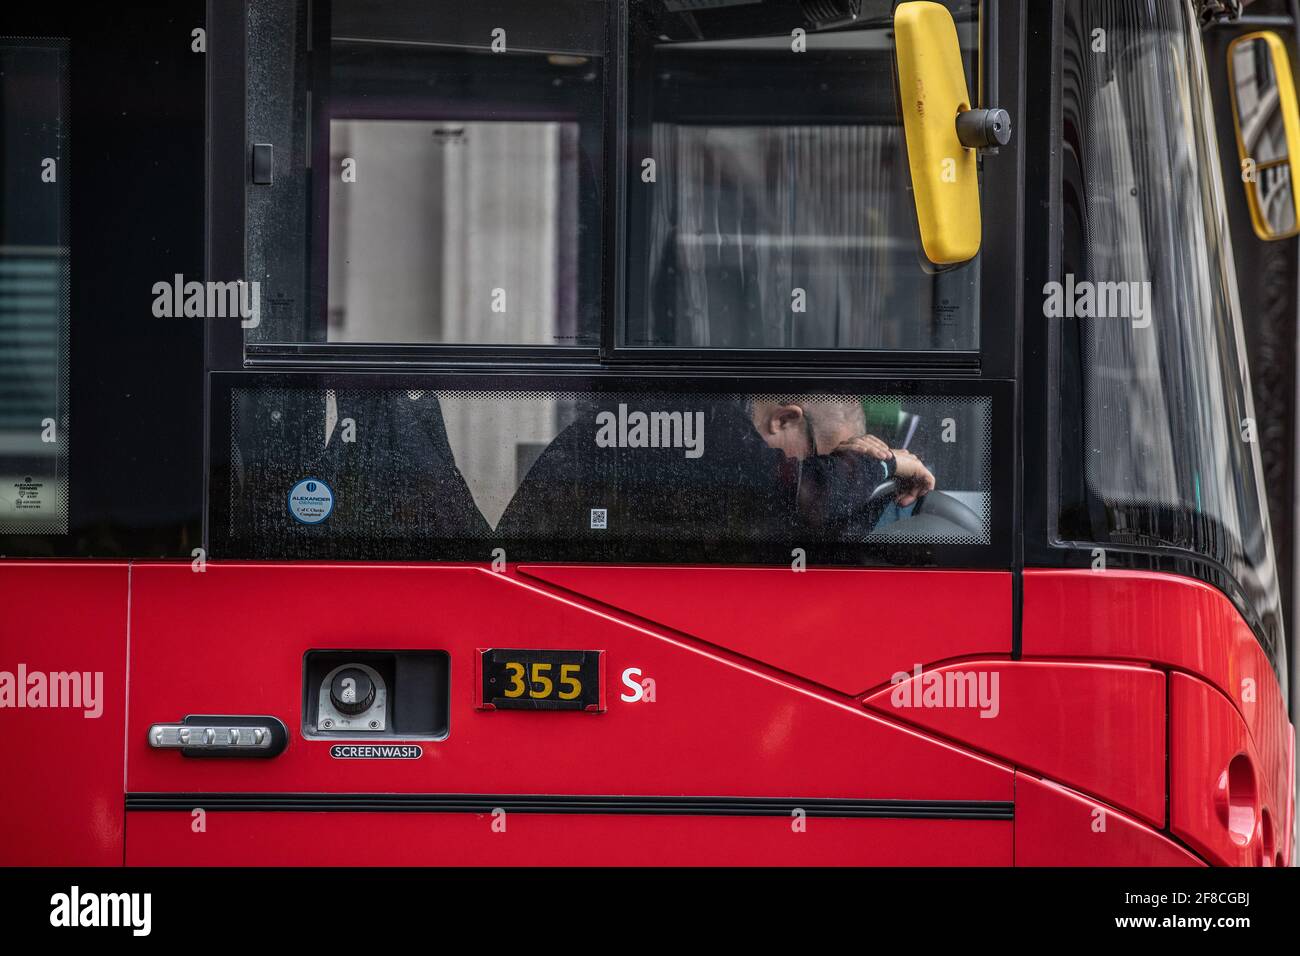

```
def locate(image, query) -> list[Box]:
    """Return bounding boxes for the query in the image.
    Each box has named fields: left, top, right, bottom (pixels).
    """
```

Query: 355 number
left=502, top=662, right=583, bottom=701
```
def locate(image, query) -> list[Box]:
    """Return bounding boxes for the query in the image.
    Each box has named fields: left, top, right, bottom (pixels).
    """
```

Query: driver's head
left=748, top=395, right=866, bottom=459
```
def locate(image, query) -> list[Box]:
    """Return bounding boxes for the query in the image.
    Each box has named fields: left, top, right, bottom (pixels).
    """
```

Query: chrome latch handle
left=147, top=715, right=287, bottom=758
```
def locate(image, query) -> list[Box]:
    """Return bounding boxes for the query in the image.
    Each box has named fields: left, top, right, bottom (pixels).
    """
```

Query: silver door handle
left=147, top=715, right=287, bottom=758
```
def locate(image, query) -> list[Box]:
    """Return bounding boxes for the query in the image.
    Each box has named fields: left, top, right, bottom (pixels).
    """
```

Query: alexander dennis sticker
left=330, top=744, right=422, bottom=759
left=287, top=478, right=334, bottom=524
left=11, top=476, right=46, bottom=512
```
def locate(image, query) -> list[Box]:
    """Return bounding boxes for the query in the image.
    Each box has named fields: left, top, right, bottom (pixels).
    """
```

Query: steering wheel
left=909, top=487, right=984, bottom=536
left=866, top=479, right=900, bottom=507
left=839, top=480, right=984, bottom=540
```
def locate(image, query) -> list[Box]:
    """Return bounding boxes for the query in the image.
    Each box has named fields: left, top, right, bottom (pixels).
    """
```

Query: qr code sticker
left=590, top=508, right=608, bottom=530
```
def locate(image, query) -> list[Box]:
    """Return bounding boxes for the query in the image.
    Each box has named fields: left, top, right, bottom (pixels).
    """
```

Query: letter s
left=620, top=667, right=643, bottom=703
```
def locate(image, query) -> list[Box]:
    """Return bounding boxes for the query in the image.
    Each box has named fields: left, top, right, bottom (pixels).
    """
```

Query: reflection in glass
left=1056, top=0, right=1284, bottom=662
left=246, top=0, right=605, bottom=346
left=624, top=0, right=980, bottom=351
left=0, top=38, right=69, bottom=535
left=1232, top=37, right=1288, bottom=164
left=1230, top=34, right=1297, bottom=238
left=1253, top=163, right=1296, bottom=237
left=327, top=119, right=586, bottom=344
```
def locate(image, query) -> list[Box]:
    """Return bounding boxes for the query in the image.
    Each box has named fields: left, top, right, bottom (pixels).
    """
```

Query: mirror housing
left=894, top=1, right=983, bottom=265
left=1227, top=31, right=1300, bottom=241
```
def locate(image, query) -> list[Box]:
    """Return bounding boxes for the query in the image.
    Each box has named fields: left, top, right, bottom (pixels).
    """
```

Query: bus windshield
left=1054, top=0, right=1285, bottom=670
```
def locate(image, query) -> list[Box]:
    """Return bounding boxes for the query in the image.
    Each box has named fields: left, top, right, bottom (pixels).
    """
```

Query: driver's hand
left=833, top=434, right=893, bottom=461
left=891, top=448, right=935, bottom=507
left=831, top=436, right=936, bottom=507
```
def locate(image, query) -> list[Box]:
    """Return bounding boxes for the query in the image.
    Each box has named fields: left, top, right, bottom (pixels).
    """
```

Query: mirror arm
left=1200, top=0, right=1244, bottom=27
left=956, top=107, right=1013, bottom=151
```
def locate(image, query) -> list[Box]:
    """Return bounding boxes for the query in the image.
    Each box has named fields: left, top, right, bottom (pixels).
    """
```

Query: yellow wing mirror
left=1227, top=31, right=1300, bottom=241
left=894, top=1, right=1008, bottom=265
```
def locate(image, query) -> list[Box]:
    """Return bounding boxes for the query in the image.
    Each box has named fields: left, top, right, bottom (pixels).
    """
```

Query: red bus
left=0, top=0, right=1293, bottom=867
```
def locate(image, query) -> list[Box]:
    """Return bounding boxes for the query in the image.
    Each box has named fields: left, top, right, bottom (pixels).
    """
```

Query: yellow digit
left=559, top=664, right=582, bottom=700
left=503, top=662, right=526, bottom=698
left=531, top=662, right=553, bottom=698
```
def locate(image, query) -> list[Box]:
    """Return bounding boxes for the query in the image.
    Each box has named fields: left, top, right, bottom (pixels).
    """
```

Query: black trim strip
left=126, top=793, right=1014, bottom=820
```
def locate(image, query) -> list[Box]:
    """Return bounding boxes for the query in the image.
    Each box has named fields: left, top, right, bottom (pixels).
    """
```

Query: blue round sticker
left=287, top=478, right=334, bottom=524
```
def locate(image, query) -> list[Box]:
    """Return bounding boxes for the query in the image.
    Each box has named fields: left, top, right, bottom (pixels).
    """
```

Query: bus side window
left=223, top=387, right=993, bottom=560
left=622, top=0, right=982, bottom=352
left=0, top=39, right=70, bottom=537
left=245, top=0, right=606, bottom=349
left=495, top=392, right=990, bottom=546
left=232, top=388, right=489, bottom=551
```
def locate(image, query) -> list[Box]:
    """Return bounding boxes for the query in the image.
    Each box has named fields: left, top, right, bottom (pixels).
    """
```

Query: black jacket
left=495, top=396, right=889, bottom=544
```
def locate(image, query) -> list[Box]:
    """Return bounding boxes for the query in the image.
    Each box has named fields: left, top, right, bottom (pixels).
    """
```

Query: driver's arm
left=829, top=436, right=936, bottom=507
left=791, top=437, right=934, bottom=528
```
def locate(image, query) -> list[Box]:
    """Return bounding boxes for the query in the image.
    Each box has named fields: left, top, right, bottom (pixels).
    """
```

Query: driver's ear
left=768, top=404, right=805, bottom=436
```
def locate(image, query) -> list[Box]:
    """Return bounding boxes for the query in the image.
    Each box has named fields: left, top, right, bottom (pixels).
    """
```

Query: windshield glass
left=1054, top=0, right=1285, bottom=669
left=622, top=0, right=981, bottom=351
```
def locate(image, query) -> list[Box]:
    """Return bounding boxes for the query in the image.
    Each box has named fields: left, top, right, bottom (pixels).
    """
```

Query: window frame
left=206, top=0, right=1022, bottom=379
left=204, top=0, right=1025, bottom=571
left=304, top=2, right=610, bottom=353
left=0, top=2, right=207, bottom=561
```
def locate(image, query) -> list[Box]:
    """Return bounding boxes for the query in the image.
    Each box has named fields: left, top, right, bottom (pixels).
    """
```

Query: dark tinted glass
left=0, top=39, right=69, bottom=535
left=622, top=0, right=981, bottom=351
left=246, top=0, right=606, bottom=347
left=1054, top=0, right=1285, bottom=664
left=222, top=384, right=993, bottom=560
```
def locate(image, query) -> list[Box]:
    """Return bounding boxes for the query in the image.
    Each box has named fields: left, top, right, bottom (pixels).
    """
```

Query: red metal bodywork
left=1013, top=774, right=1201, bottom=867
left=124, top=564, right=1013, bottom=799
left=0, top=562, right=1292, bottom=865
left=126, top=814, right=1012, bottom=866
left=1024, top=569, right=1294, bottom=866
left=864, top=660, right=1167, bottom=826
left=517, top=565, right=1012, bottom=696
left=0, top=563, right=129, bottom=865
